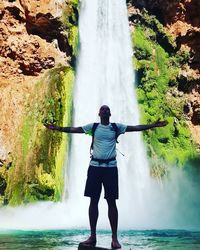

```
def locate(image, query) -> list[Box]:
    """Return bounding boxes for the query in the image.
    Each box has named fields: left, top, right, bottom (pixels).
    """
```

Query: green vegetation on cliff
left=3, top=66, right=74, bottom=206
left=132, top=15, right=197, bottom=174
left=0, top=1, right=79, bottom=206
left=61, top=0, right=79, bottom=58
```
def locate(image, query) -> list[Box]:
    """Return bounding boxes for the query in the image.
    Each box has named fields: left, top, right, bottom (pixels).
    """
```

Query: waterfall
left=64, top=0, right=151, bottom=228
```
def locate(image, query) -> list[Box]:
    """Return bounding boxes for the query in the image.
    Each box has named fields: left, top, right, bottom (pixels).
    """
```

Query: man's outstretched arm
left=44, top=123, right=84, bottom=133
left=126, top=120, right=168, bottom=132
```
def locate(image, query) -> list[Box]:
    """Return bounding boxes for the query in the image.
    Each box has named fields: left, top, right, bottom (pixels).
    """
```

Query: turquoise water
left=0, top=230, right=199, bottom=250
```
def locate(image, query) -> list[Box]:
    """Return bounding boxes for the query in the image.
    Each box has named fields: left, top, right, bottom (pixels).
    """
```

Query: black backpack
left=90, top=123, right=119, bottom=156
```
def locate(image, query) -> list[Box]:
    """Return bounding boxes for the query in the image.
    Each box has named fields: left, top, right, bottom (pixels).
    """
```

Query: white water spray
left=0, top=0, right=199, bottom=231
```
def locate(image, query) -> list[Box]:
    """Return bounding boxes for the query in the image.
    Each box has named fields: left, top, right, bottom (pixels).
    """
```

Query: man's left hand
left=154, top=119, right=168, bottom=127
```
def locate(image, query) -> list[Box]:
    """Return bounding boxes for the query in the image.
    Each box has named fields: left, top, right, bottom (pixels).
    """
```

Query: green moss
left=60, top=1, right=79, bottom=57
left=6, top=164, right=25, bottom=206
left=21, top=118, right=32, bottom=158
left=69, top=0, right=79, bottom=7
left=68, top=26, right=79, bottom=56
left=5, top=66, right=75, bottom=205
left=52, top=68, right=74, bottom=200
left=141, top=10, right=176, bottom=52
left=133, top=26, right=153, bottom=60
left=8, top=182, right=24, bottom=206
left=132, top=20, right=198, bottom=169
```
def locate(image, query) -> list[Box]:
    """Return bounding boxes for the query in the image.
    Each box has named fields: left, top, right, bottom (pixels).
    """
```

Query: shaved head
left=99, top=105, right=111, bottom=118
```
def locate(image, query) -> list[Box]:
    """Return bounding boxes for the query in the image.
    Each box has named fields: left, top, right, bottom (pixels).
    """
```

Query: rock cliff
left=0, top=0, right=78, bottom=205
left=127, top=0, right=200, bottom=151
left=0, top=0, right=69, bottom=160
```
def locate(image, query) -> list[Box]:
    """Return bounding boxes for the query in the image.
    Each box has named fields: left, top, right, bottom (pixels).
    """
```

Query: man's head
left=98, top=105, right=111, bottom=119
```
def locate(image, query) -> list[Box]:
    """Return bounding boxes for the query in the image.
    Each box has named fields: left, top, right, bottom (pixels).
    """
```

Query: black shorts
left=84, top=165, right=119, bottom=200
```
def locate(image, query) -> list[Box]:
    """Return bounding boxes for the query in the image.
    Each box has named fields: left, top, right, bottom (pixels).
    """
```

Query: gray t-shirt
left=82, top=123, right=127, bottom=167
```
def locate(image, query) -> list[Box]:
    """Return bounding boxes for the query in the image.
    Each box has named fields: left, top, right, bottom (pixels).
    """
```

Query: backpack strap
left=111, top=123, right=119, bottom=143
left=90, top=123, right=99, bottom=156
left=90, top=122, right=119, bottom=156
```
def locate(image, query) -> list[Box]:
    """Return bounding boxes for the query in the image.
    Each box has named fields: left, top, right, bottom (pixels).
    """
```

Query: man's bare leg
left=107, top=198, right=121, bottom=249
left=81, top=197, right=100, bottom=246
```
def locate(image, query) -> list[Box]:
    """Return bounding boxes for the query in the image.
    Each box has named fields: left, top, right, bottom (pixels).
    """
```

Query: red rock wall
left=0, top=0, right=68, bottom=160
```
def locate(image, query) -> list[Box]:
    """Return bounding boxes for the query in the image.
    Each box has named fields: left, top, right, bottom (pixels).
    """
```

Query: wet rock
left=192, top=103, right=200, bottom=125
left=19, top=56, right=55, bottom=76
left=0, top=174, right=7, bottom=195
left=0, top=159, right=5, bottom=167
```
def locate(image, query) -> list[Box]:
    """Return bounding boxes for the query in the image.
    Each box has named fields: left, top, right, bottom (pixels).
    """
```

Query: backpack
left=90, top=122, right=119, bottom=156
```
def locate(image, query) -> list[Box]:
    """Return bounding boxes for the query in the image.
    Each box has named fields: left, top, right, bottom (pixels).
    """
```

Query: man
left=45, top=105, right=167, bottom=249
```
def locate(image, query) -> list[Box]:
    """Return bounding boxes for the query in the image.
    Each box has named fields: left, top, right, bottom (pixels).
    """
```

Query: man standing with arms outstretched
left=45, top=105, right=167, bottom=249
